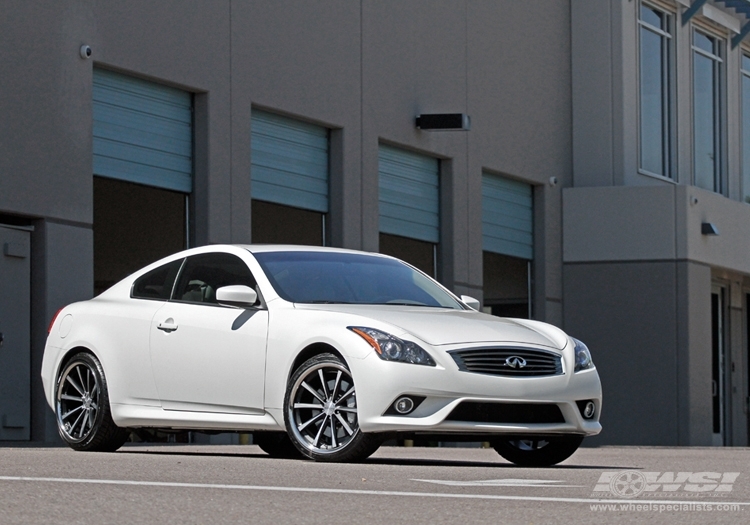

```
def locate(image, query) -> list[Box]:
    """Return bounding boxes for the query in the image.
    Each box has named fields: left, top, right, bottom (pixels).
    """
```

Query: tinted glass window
left=254, top=251, right=463, bottom=309
left=173, top=253, right=257, bottom=305
left=131, top=259, right=184, bottom=300
left=692, top=30, right=722, bottom=192
left=640, top=6, right=662, bottom=30
left=638, top=5, right=672, bottom=178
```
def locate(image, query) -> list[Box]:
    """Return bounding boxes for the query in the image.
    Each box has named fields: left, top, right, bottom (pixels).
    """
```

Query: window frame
left=130, top=258, right=185, bottom=302
left=637, top=1, right=676, bottom=181
left=691, top=27, right=725, bottom=194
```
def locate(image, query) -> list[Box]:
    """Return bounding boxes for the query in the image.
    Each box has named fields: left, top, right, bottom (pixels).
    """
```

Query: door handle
left=157, top=321, right=178, bottom=333
left=0, top=332, right=4, bottom=348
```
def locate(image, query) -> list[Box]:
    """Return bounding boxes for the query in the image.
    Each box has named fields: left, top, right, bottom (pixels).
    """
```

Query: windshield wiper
left=306, top=300, right=353, bottom=304
left=372, top=301, right=452, bottom=308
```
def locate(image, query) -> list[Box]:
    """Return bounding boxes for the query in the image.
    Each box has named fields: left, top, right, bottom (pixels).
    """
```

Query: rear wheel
left=55, top=352, right=129, bottom=452
left=493, top=436, right=584, bottom=467
left=284, top=353, right=380, bottom=462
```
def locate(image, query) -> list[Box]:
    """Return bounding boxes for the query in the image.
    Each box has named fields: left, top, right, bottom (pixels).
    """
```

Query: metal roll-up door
left=378, top=145, right=439, bottom=243
left=251, top=110, right=329, bottom=213
left=93, top=69, right=193, bottom=193
left=482, top=173, right=533, bottom=260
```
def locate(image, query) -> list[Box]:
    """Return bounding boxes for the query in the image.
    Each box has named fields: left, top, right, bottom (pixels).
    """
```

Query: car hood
left=295, top=304, right=568, bottom=349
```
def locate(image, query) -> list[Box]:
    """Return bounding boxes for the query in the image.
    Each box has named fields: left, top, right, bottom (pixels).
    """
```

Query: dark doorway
left=711, top=287, right=726, bottom=445
left=251, top=200, right=324, bottom=246
left=94, top=177, right=187, bottom=295
left=379, top=233, right=435, bottom=278
left=483, top=251, right=530, bottom=319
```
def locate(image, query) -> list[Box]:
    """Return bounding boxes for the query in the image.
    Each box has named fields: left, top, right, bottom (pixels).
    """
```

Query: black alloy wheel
left=493, top=435, right=584, bottom=467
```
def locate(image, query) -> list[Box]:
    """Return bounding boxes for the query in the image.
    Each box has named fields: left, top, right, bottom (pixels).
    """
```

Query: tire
left=253, top=431, right=304, bottom=459
left=493, top=435, right=584, bottom=467
left=284, top=353, right=380, bottom=462
left=55, top=352, right=129, bottom=452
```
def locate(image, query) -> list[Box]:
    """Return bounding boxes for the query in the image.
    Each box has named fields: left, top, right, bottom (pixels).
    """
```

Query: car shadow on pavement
left=117, top=448, right=269, bottom=460
left=365, top=457, right=638, bottom=470
left=116, top=447, right=636, bottom=470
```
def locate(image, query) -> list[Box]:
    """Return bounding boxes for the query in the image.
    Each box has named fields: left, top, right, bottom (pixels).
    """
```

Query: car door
left=149, top=252, right=268, bottom=414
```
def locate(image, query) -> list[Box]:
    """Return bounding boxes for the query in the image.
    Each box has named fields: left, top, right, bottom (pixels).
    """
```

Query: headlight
left=573, top=338, right=594, bottom=372
left=348, top=327, right=436, bottom=366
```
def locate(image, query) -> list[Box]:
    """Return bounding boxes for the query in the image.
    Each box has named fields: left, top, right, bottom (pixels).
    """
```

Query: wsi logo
left=593, top=471, right=740, bottom=498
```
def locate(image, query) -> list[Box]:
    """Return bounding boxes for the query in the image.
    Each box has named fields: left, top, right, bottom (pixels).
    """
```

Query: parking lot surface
left=1, top=444, right=748, bottom=524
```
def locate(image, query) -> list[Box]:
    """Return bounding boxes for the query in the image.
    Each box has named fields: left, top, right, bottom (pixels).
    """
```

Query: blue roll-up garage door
left=93, top=69, right=193, bottom=193
left=378, top=145, right=439, bottom=243
left=482, top=172, right=533, bottom=260
left=251, top=110, right=329, bottom=213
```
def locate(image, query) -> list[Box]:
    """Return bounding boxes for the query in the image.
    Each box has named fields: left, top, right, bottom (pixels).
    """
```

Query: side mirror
left=460, top=295, right=480, bottom=311
left=216, top=285, right=258, bottom=308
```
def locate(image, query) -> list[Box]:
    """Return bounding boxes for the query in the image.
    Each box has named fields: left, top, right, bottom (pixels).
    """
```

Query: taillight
left=47, top=308, right=64, bottom=334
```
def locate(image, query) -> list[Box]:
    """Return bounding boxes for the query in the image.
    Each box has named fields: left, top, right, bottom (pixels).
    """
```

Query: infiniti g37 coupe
left=42, top=245, right=602, bottom=466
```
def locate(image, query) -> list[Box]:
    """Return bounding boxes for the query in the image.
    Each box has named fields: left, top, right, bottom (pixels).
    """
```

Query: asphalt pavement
left=0, top=443, right=748, bottom=524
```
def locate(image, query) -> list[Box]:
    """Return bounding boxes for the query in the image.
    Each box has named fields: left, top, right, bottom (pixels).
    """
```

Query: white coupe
left=42, top=245, right=602, bottom=466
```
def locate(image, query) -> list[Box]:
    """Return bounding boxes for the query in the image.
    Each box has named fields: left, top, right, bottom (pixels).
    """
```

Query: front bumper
left=348, top=344, right=602, bottom=437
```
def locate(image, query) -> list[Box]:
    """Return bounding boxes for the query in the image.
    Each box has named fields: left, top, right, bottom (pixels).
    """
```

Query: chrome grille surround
left=449, top=347, right=563, bottom=377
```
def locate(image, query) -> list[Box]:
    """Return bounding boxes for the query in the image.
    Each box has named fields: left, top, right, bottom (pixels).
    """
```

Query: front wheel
left=284, top=353, right=380, bottom=462
left=55, top=352, right=129, bottom=452
left=493, top=435, right=584, bottom=467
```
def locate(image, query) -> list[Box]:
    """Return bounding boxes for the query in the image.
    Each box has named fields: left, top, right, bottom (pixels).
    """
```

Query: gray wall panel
left=564, top=261, right=679, bottom=445
left=563, top=186, right=676, bottom=262
left=676, top=261, right=713, bottom=446
left=572, top=0, right=613, bottom=187
left=0, top=1, right=94, bottom=224
left=468, top=1, right=573, bottom=186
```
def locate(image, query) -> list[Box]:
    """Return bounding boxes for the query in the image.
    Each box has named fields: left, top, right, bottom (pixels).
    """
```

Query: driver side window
left=172, top=252, right=257, bottom=305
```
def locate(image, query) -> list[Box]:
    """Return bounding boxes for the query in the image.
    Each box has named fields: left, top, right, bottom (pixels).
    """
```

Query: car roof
left=236, top=244, right=389, bottom=257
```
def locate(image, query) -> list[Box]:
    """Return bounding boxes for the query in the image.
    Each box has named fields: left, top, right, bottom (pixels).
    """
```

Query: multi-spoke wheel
left=284, top=353, right=380, bottom=462
left=55, top=352, right=129, bottom=452
left=492, top=435, right=584, bottom=467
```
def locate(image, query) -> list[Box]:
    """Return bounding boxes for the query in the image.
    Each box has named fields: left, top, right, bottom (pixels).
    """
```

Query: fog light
left=583, top=401, right=596, bottom=419
left=394, top=397, right=415, bottom=414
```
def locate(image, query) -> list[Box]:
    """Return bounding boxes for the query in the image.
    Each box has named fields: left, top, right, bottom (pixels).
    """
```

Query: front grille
left=446, top=402, right=565, bottom=424
left=450, top=347, right=562, bottom=377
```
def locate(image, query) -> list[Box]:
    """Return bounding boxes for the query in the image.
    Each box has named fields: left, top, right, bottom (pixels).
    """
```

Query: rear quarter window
left=131, top=258, right=184, bottom=300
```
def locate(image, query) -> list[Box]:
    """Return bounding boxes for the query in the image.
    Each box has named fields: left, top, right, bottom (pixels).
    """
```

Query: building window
left=692, top=29, right=724, bottom=193
left=638, top=3, right=673, bottom=178
left=743, top=53, right=750, bottom=204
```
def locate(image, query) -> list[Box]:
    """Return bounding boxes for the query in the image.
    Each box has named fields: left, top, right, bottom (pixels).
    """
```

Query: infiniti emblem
left=505, top=356, right=527, bottom=369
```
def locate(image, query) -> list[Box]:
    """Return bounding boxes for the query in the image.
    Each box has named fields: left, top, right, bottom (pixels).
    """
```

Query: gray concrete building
left=1, top=0, right=749, bottom=447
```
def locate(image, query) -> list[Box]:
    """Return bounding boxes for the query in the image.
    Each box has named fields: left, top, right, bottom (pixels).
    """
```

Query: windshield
left=253, top=251, right=464, bottom=309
